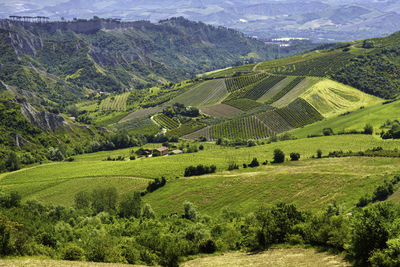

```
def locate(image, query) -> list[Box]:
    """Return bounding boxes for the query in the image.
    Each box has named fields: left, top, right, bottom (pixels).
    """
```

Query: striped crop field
left=223, top=98, right=263, bottom=111
left=276, top=98, right=324, bottom=128
left=100, top=92, right=130, bottom=111
left=225, top=73, right=268, bottom=92
left=200, top=103, right=243, bottom=117
left=169, top=79, right=228, bottom=107
left=268, top=77, right=305, bottom=103
left=166, top=120, right=206, bottom=137
left=119, top=106, right=163, bottom=122
left=242, top=75, right=286, bottom=100
left=153, top=114, right=180, bottom=129
left=256, top=110, right=294, bottom=134
left=209, top=116, right=271, bottom=140
left=182, top=127, right=211, bottom=140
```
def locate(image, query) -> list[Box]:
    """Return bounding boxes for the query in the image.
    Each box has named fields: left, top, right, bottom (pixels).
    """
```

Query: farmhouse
left=171, top=149, right=183, bottom=155
left=143, top=148, right=153, bottom=156
left=153, top=146, right=169, bottom=156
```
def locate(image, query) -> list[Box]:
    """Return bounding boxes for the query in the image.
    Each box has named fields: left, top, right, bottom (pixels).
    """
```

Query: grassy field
left=182, top=248, right=350, bottom=267
left=144, top=157, right=400, bottom=215
left=291, top=100, right=400, bottom=138
left=301, top=79, right=382, bottom=117
left=1, top=135, right=400, bottom=208
left=169, top=79, right=228, bottom=107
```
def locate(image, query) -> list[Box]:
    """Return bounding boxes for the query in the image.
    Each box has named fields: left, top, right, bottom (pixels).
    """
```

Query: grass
left=182, top=248, right=351, bottom=267
left=300, top=79, right=382, bottom=117
left=2, top=135, right=400, bottom=208
left=169, top=79, right=228, bottom=107
left=145, top=157, right=400, bottom=216
left=291, top=100, right=400, bottom=138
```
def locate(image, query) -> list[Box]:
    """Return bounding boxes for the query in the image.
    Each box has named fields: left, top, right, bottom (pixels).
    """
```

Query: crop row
left=256, top=110, right=294, bottom=134
left=225, top=73, right=268, bottom=92
left=167, top=120, right=206, bottom=137
left=243, top=75, right=287, bottom=100
left=223, top=98, right=263, bottom=111
left=101, top=93, right=129, bottom=111
left=153, top=114, right=180, bottom=130
left=268, top=77, right=304, bottom=103
left=268, top=52, right=353, bottom=77
left=182, top=127, right=211, bottom=140
left=275, top=98, right=324, bottom=128
left=210, top=116, right=271, bottom=140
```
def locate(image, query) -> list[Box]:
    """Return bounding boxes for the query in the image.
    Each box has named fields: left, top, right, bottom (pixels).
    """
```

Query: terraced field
left=257, top=76, right=296, bottom=103
left=153, top=114, right=180, bottom=129
left=223, top=98, right=263, bottom=111
left=169, top=79, right=228, bottom=107
left=225, top=73, right=268, bottom=92
left=301, top=79, right=382, bottom=117
left=243, top=75, right=286, bottom=100
left=200, top=103, right=243, bottom=117
left=209, top=116, right=271, bottom=140
left=272, top=77, right=320, bottom=108
left=119, top=107, right=163, bottom=122
left=256, top=110, right=294, bottom=134
left=166, top=120, right=206, bottom=137
left=268, top=77, right=305, bottom=103
left=276, top=98, right=324, bottom=128
left=100, top=92, right=130, bottom=111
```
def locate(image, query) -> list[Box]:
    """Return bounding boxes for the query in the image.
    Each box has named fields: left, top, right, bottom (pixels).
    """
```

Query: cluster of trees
left=184, top=165, right=216, bottom=177
left=381, top=124, right=400, bottom=139
left=3, top=187, right=400, bottom=266
left=357, top=176, right=400, bottom=207
left=163, top=103, right=200, bottom=118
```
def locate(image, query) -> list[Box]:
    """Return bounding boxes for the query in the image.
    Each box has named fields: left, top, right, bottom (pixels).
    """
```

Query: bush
left=5, top=152, right=20, bottom=171
left=199, top=145, right=204, bottom=150
left=248, top=158, right=259, bottom=167
left=63, top=243, right=84, bottom=261
left=364, top=124, right=373, bottom=135
left=199, top=239, right=217, bottom=254
left=290, top=152, right=300, bottom=161
left=119, top=192, right=143, bottom=218
left=74, top=191, right=90, bottom=209
left=184, top=165, right=216, bottom=177
left=183, top=201, right=199, bottom=221
left=273, top=149, right=285, bottom=163
left=317, top=149, right=322, bottom=158
left=228, top=162, right=239, bottom=171
left=323, top=128, right=334, bottom=136
left=146, top=177, right=166, bottom=193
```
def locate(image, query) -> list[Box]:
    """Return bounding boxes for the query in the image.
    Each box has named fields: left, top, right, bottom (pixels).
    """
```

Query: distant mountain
left=1, top=0, right=400, bottom=42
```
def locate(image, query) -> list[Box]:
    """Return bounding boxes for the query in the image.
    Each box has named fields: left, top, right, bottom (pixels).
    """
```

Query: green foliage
left=119, top=192, right=143, bottom=218
left=364, top=124, right=374, bottom=135
left=62, top=243, right=85, bottom=261
left=273, top=149, right=285, bottom=163
left=91, top=186, right=118, bottom=214
left=154, top=114, right=180, bottom=130
left=323, top=128, right=334, bottom=136
left=290, top=152, right=300, bottom=161
left=317, top=149, right=322, bottom=158
left=74, top=191, right=91, bottom=210
left=249, top=158, right=260, bottom=167
left=184, top=165, right=216, bottom=177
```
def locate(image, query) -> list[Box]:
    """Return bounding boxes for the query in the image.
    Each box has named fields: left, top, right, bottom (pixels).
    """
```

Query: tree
left=183, top=201, right=199, bottom=221
left=91, top=186, right=118, bottom=214
left=119, top=192, right=143, bottom=218
left=323, top=128, right=334, bottom=136
left=273, top=149, right=285, bottom=163
left=142, top=203, right=156, bottom=219
left=5, top=152, right=20, bottom=171
left=249, top=158, right=259, bottom=167
left=290, top=152, right=300, bottom=161
left=317, top=149, right=322, bottom=158
left=364, top=124, right=373, bottom=135
left=74, top=191, right=90, bottom=209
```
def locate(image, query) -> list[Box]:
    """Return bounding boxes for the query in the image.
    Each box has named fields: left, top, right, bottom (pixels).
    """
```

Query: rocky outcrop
left=18, top=99, right=70, bottom=133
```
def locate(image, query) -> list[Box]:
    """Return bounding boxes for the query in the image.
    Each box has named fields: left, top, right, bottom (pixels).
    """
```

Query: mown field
left=1, top=135, right=400, bottom=209
left=182, top=248, right=351, bottom=267
left=145, top=157, right=400, bottom=215
left=291, top=100, right=400, bottom=138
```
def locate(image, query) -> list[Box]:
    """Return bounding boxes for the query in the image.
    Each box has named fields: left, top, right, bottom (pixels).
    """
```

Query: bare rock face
left=18, top=99, right=70, bottom=133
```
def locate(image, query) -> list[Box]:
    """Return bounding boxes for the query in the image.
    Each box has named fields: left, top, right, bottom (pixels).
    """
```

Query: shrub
left=323, top=128, right=334, bottom=136
left=184, top=165, right=216, bottom=177
left=146, top=177, right=166, bottom=193
left=74, top=191, right=91, bottom=209
left=63, top=243, right=84, bottom=261
left=228, top=162, right=239, bottom=171
left=183, top=201, right=199, bottom=221
left=290, top=152, right=300, bottom=161
left=119, top=192, right=143, bottom=218
left=317, top=149, right=322, bottom=158
left=273, top=149, right=285, bottom=163
left=249, top=158, right=259, bottom=167
left=199, top=145, right=204, bottom=150
left=199, top=239, right=217, bottom=254
left=364, top=124, right=373, bottom=135
left=142, top=203, right=156, bottom=219
left=5, top=152, right=20, bottom=171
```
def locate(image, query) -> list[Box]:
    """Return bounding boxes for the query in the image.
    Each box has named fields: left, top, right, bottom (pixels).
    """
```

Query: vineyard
left=223, top=98, right=263, bottom=111
left=268, top=52, right=354, bottom=77
left=169, top=79, right=228, bottom=107
left=114, top=117, right=161, bottom=136
left=269, top=77, right=305, bottom=103
left=209, top=116, right=271, bottom=140
left=225, top=73, right=269, bottom=92
left=182, top=127, right=211, bottom=140
left=166, top=120, right=206, bottom=137
left=119, top=107, right=163, bottom=122
left=100, top=92, right=130, bottom=111
left=256, top=110, right=294, bottom=134
left=275, top=98, right=324, bottom=128
left=242, top=75, right=287, bottom=100
left=200, top=103, right=243, bottom=118
left=153, top=114, right=180, bottom=129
